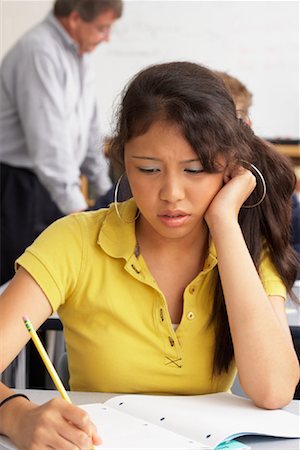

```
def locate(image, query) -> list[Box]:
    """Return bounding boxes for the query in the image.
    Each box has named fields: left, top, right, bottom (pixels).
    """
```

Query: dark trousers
left=1, top=163, right=64, bottom=388
left=0, top=163, right=63, bottom=284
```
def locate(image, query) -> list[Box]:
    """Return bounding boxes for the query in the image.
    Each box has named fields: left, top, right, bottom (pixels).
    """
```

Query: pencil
left=23, top=315, right=71, bottom=402
left=23, top=316, right=95, bottom=449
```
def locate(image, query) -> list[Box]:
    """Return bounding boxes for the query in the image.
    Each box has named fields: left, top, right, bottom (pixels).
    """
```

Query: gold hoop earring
left=240, top=160, right=267, bottom=209
left=114, top=174, right=140, bottom=223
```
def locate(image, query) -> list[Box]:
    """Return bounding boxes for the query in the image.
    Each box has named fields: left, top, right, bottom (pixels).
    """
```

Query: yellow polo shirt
left=17, top=199, right=286, bottom=394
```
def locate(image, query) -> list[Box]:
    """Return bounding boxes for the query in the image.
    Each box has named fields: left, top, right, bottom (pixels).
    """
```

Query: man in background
left=0, top=0, right=123, bottom=284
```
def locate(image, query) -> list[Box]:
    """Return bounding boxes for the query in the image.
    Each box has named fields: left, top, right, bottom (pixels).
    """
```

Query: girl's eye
left=138, top=167, right=160, bottom=173
left=185, top=168, right=204, bottom=174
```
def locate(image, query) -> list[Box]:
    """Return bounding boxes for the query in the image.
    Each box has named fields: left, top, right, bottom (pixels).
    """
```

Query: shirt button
left=168, top=336, right=175, bottom=347
left=187, top=311, right=195, bottom=320
left=189, top=285, right=196, bottom=294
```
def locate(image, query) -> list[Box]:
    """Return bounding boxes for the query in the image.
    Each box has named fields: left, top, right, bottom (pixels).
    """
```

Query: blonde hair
left=215, top=71, right=252, bottom=122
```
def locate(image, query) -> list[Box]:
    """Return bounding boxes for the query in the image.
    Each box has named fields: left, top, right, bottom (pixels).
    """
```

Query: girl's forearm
left=210, top=219, right=299, bottom=408
left=0, top=382, right=33, bottom=438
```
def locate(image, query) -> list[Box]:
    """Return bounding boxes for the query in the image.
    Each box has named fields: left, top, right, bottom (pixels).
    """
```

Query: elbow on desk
left=252, top=392, right=294, bottom=410
left=242, top=375, right=299, bottom=410
left=239, top=354, right=300, bottom=409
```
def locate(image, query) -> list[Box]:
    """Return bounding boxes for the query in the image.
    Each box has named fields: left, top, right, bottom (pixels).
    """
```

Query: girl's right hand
left=205, top=165, right=256, bottom=229
left=10, top=397, right=101, bottom=450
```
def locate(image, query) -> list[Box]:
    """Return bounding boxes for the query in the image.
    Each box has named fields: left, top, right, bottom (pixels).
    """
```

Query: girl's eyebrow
left=131, top=156, right=160, bottom=161
left=131, top=156, right=201, bottom=163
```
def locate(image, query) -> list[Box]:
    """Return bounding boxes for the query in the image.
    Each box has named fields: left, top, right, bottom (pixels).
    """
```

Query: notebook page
left=105, top=392, right=300, bottom=449
left=0, top=402, right=209, bottom=450
left=80, top=403, right=209, bottom=449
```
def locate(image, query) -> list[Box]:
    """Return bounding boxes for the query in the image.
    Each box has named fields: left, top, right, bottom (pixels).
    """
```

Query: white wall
left=1, top=0, right=299, bottom=139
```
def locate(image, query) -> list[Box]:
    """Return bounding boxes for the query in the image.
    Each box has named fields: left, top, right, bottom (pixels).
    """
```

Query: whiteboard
left=1, top=0, right=299, bottom=139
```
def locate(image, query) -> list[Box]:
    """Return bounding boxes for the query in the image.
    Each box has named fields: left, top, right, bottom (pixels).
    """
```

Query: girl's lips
left=158, top=212, right=190, bottom=227
left=159, top=210, right=188, bottom=216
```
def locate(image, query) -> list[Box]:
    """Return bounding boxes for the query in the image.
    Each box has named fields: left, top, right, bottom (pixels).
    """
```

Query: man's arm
left=16, top=49, right=87, bottom=214
left=80, top=102, right=112, bottom=200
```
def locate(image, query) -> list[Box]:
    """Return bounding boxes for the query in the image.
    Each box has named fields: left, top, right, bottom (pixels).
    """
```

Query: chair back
left=57, top=352, right=70, bottom=390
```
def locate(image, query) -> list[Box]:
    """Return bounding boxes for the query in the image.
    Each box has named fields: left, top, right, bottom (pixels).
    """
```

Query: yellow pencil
left=23, top=315, right=71, bottom=402
left=23, top=316, right=94, bottom=449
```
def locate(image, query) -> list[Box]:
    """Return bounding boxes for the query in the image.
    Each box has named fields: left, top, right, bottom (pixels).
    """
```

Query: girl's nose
left=159, top=174, right=185, bottom=203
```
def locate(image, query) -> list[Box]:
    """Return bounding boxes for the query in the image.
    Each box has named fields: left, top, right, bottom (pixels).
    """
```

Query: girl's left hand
left=205, top=165, right=256, bottom=227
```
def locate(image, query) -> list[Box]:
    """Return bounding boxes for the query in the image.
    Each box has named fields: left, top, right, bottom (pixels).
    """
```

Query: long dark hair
left=110, top=61, right=299, bottom=374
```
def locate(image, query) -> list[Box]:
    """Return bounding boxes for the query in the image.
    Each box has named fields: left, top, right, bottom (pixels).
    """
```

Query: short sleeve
left=259, top=252, right=286, bottom=299
left=16, top=215, right=83, bottom=312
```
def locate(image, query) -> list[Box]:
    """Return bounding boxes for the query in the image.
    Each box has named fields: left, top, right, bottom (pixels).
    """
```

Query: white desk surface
left=1, top=389, right=298, bottom=450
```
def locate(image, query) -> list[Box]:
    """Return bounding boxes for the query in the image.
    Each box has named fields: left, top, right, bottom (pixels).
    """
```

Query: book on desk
left=0, top=392, right=299, bottom=449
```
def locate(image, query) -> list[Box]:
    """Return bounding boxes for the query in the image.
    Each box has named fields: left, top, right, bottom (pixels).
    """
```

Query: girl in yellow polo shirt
left=0, top=61, right=299, bottom=449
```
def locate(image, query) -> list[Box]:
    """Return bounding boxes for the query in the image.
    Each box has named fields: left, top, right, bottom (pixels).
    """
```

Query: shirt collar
left=98, top=198, right=218, bottom=272
left=202, top=240, right=218, bottom=273
left=98, top=198, right=139, bottom=260
left=45, top=12, right=80, bottom=54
